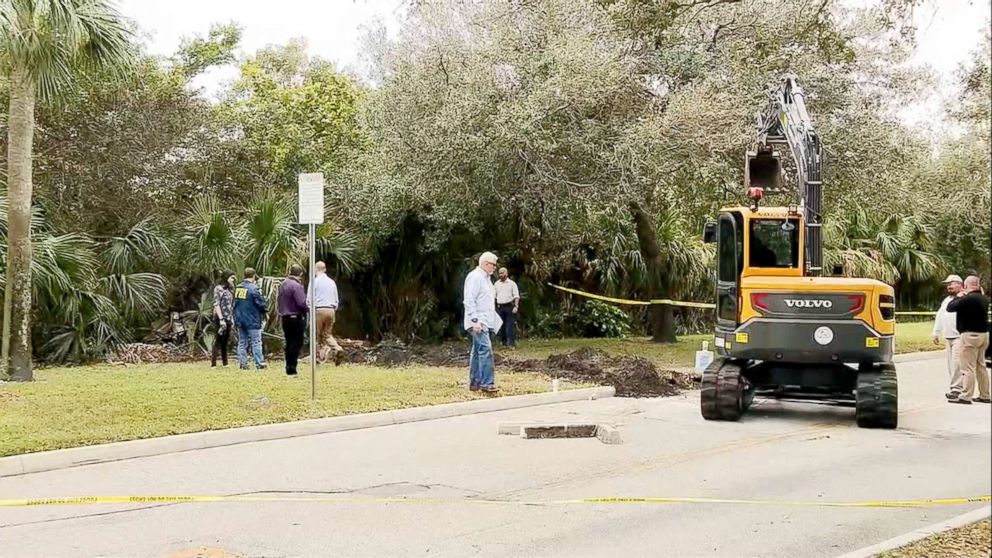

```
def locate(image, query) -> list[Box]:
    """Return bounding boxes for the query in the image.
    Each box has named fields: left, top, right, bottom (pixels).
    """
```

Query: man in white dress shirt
left=463, top=252, right=502, bottom=393
left=494, top=267, right=520, bottom=348
left=309, top=261, right=344, bottom=365
left=933, top=274, right=963, bottom=396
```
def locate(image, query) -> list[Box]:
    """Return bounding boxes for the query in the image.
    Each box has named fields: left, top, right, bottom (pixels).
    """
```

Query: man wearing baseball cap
left=463, top=251, right=503, bottom=393
left=934, top=274, right=963, bottom=396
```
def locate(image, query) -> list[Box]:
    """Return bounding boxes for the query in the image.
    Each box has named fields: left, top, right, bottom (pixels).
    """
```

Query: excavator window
left=718, top=218, right=738, bottom=283
left=749, top=218, right=799, bottom=268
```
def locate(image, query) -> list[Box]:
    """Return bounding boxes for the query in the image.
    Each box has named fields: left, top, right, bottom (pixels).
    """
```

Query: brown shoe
left=469, top=385, right=480, bottom=391
left=975, top=398, right=991, bottom=404
left=481, top=385, right=499, bottom=393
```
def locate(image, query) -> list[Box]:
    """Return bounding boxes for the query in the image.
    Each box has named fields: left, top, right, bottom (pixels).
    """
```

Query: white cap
left=942, top=274, right=963, bottom=284
left=479, top=251, right=498, bottom=266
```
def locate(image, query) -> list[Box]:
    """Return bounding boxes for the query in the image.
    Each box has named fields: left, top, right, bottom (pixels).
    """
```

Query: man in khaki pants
left=946, top=276, right=990, bottom=404
left=933, top=274, right=962, bottom=394
left=309, top=261, right=344, bottom=365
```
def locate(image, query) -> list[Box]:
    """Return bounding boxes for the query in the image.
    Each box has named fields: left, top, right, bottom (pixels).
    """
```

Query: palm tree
left=825, top=209, right=943, bottom=304
left=1, top=0, right=133, bottom=380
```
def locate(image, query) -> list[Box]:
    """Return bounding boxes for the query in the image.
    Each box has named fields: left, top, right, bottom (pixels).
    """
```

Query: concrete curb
left=893, top=350, right=943, bottom=363
left=0, top=386, right=615, bottom=478
left=834, top=505, right=991, bottom=558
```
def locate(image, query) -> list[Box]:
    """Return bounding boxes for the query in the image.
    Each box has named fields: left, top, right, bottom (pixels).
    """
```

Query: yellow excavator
left=701, top=74, right=898, bottom=429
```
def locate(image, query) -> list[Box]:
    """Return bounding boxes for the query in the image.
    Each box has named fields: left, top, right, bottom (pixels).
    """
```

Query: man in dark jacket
left=946, top=276, right=990, bottom=404
left=233, top=268, right=268, bottom=370
left=278, top=265, right=309, bottom=376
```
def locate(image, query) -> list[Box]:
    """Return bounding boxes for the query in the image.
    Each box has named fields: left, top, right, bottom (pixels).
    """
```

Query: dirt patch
left=107, top=343, right=201, bottom=365
left=344, top=340, right=691, bottom=398
left=501, top=347, right=692, bottom=397
left=339, top=337, right=469, bottom=367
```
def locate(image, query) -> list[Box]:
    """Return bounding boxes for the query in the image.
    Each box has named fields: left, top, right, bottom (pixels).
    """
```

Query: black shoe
left=975, top=398, right=991, bottom=404
left=257, top=364, right=267, bottom=370
left=469, top=384, right=480, bottom=391
left=948, top=397, right=973, bottom=405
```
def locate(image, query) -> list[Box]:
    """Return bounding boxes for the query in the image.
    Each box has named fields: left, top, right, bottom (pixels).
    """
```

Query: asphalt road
left=1, top=354, right=989, bottom=558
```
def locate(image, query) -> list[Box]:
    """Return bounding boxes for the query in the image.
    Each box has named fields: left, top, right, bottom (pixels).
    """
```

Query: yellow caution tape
left=549, top=284, right=715, bottom=309
left=2, top=494, right=988, bottom=509
left=550, top=284, right=953, bottom=317
left=548, top=284, right=651, bottom=306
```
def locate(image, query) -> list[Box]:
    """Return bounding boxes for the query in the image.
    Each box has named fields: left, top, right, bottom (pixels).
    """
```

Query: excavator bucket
left=745, top=150, right=784, bottom=192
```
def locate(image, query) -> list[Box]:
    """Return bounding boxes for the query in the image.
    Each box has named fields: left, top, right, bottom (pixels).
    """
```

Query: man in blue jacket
left=233, top=267, right=268, bottom=370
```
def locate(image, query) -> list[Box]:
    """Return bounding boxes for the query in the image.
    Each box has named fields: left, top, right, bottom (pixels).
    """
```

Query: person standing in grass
left=278, top=265, right=309, bottom=376
left=494, top=267, right=520, bottom=348
left=211, top=271, right=236, bottom=368
left=233, top=268, right=268, bottom=370
left=463, top=251, right=502, bottom=393
left=309, top=261, right=345, bottom=365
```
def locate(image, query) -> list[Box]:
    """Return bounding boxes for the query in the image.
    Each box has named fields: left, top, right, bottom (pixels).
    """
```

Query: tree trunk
left=629, top=201, right=677, bottom=344
left=3, top=67, right=36, bottom=381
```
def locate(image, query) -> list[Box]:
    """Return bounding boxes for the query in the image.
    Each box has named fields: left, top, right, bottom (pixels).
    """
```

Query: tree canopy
left=1, top=0, right=989, bottom=365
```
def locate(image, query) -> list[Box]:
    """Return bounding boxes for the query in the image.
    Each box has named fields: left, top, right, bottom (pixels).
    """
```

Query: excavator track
left=855, top=362, right=898, bottom=429
left=700, top=358, right=750, bottom=421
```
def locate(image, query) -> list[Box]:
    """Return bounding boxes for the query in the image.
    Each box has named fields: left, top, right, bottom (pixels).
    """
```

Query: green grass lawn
left=0, top=364, right=564, bottom=458
left=0, top=324, right=937, bottom=458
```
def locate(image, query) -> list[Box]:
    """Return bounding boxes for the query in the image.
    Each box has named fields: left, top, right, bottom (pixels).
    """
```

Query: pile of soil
left=344, top=339, right=691, bottom=398
left=107, top=343, right=202, bottom=365
left=339, top=337, right=469, bottom=368
left=501, top=347, right=693, bottom=397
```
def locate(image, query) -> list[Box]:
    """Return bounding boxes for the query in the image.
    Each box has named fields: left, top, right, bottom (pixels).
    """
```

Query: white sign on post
left=298, top=172, right=325, bottom=225
left=298, top=173, right=324, bottom=400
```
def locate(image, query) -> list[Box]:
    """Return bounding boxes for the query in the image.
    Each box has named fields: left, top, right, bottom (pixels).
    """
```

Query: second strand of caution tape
left=3, top=494, right=989, bottom=509
left=548, top=284, right=939, bottom=315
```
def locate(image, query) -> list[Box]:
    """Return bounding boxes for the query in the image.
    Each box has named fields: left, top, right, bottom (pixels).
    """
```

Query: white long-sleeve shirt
left=463, top=267, right=503, bottom=332
left=932, top=295, right=959, bottom=339
left=308, top=272, right=339, bottom=309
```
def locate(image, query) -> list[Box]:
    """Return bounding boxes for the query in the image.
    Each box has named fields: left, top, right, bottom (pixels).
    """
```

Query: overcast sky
left=119, top=0, right=989, bottom=125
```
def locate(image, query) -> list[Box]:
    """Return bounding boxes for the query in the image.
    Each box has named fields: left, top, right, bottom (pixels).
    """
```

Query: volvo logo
left=784, top=299, right=833, bottom=309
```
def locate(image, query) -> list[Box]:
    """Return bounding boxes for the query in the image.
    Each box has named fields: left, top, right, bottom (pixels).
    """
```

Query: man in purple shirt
left=278, top=265, right=309, bottom=376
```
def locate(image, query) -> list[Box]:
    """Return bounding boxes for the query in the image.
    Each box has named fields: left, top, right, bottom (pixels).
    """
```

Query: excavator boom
left=746, top=74, right=824, bottom=276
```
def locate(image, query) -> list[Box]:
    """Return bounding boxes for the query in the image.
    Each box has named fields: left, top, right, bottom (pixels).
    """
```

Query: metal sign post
left=298, top=172, right=325, bottom=400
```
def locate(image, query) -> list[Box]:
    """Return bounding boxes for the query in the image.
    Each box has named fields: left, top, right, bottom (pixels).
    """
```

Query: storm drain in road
left=497, top=422, right=622, bottom=444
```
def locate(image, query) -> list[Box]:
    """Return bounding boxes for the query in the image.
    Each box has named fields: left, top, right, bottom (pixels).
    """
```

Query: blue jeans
left=236, top=326, right=265, bottom=369
left=469, top=329, right=495, bottom=388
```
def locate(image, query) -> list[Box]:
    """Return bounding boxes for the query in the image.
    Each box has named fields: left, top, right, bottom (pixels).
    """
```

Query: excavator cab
left=698, top=74, right=897, bottom=430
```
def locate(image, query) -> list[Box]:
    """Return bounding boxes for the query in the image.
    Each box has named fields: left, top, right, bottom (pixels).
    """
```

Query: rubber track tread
left=700, top=358, right=746, bottom=421
left=700, top=358, right=725, bottom=420
left=856, top=363, right=898, bottom=429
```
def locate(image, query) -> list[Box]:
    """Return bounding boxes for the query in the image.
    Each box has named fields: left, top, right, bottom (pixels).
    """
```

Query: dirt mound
left=502, top=347, right=691, bottom=397
left=339, top=337, right=470, bottom=367
left=108, top=343, right=201, bottom=365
